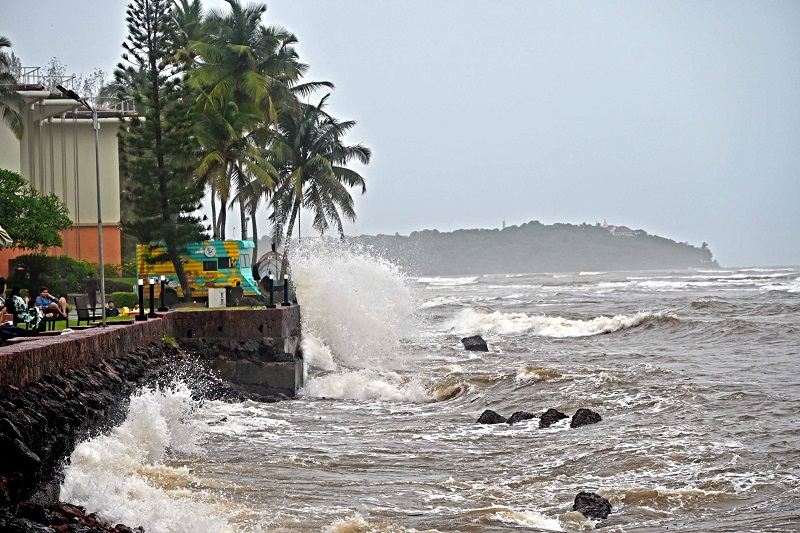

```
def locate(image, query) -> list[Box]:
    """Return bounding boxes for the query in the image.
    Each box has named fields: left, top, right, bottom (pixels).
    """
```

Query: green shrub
left=106, top=280, right=135, bottom=293
left=7, top=254, right=95, bottom=295
left=111, top=291, right=139, bottom=308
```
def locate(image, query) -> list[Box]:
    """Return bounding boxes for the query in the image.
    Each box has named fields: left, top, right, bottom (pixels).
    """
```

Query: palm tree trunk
left=250, top=210, right=258, bottom=259
left=218, top=203, right=227, bottom=240
left=239, top=196, right=247, bottom=240
left=210, top=184, right=218, bottom=239
left=282, top=201, right=300, bottom=274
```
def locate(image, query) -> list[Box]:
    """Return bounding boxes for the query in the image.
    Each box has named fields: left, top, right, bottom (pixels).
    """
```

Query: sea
left=58, top=243, right=800, bottom=532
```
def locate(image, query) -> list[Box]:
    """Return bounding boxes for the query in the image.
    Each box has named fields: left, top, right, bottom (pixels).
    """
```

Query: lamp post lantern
left=56, top=85, right=106, bottom=326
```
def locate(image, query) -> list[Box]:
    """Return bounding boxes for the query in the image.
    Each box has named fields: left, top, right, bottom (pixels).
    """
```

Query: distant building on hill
left=601, top=220, right=640, bottom=237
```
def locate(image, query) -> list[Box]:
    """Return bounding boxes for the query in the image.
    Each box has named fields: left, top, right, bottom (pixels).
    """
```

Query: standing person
left=35, top=287, right=68, bottom=318
left=85, top=273, right=99, bottom=310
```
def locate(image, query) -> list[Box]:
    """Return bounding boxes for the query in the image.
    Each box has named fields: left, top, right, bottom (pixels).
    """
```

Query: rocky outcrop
left=570, top=408, right=602, bottom=428
left=506, top=411, right=536, bottom=425
left=0, top=343, right=245, bottom=510
left=539, top=408, right=568, bottom=428
left=477, top=409, right=506, bottom=424
left=572, top=491, right=612, bottom=519
left=461, top=335, right=488, bottom=352
left=475, top=408, right=601, bottom=429
left=0, top=502, right=142, bottom=532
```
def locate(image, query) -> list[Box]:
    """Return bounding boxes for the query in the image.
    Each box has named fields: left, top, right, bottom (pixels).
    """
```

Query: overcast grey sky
left=3, top=0, right=799, bottom=267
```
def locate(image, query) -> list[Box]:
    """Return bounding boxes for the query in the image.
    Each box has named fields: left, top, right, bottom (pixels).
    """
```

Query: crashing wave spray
left=60, top=385, right=229, bottom=532
left=291, top=239, right=416, bottom=370
left=290, top=240, right=432, bottom=402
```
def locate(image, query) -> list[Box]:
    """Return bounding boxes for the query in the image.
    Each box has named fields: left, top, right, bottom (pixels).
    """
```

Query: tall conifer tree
left=116, top=0, right=207, bottom=300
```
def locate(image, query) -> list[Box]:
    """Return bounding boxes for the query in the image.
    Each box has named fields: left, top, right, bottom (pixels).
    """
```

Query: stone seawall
left=0, top=306, right=302, bottom=394
left=0, top=306, right=303, bottom=516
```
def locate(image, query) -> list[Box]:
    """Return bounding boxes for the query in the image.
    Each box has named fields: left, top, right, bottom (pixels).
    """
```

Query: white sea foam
left=488, top=507, right=564, bottom=531
left=300, top=369, right=433, bottom=403
left=416, top=276, right=479, bottom=286
left=579, top=271, right=606, bottom=276
left=291, top=240, right=416, bottom=370
left=447, top=308, right=650, bottom=337
left=60, top=385, right=230, bottom=533
left=761, top=277, right=800, bottom=293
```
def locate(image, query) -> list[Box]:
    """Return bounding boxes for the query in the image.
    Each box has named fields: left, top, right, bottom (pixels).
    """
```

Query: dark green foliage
left=0, top=169, right=72, bottom=250
left=105, top=280, right=135, bottom=293
left=116, top=0, right=207, bottom=300
left=6, top=255, right=96, bottom=295
left=111, top=291, right=139, bottom=308
left=355, top=221, right=718, bottom=275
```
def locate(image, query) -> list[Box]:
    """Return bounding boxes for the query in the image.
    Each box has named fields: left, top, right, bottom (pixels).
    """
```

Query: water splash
left=291, top=240, right=416, bottom=371
left=60, top=385, right=230, bottom=533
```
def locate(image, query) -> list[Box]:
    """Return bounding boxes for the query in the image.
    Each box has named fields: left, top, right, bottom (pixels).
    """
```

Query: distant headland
left=351, top=220, right=718, bottom=275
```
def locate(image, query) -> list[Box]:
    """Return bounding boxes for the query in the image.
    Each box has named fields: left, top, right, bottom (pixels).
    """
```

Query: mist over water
left=60, top=244, right=800, bottom=531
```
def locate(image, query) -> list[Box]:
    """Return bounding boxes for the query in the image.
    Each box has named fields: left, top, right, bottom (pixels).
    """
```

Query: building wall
left=0, top=91, right=123, bottom=276
left=0, top=123, right=21, bottom=173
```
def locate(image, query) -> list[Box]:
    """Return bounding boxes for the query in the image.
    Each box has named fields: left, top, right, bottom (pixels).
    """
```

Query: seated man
left=106, top=300, right=121, bottom=317
left=35, top=287, right=68, bottom=318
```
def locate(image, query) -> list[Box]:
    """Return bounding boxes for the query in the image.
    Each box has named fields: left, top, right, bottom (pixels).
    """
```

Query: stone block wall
left=0, top=306, right=303, bottom=397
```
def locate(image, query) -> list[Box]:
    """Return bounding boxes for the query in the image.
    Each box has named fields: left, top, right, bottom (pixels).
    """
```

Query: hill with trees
left=351, top=221, right=717, bottom=275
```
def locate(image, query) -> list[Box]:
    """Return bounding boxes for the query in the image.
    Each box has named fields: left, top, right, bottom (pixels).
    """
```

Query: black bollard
left=158, top=275, right=169, bottom=312
left=267, top=275, right=276, bottom=308
left=148, top=278, right=158, bottom=318
left=135, top=279, right=147, bottom=321
left=281, top=274, right=290, bottom=306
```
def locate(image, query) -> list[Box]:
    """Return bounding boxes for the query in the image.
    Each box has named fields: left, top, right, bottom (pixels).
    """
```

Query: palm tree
left=271, top=95, right=370, bottom=269
left=184, top=0, right=333, bottom=241
left=194, top=96, right=276, bottom=238
left=0, top=36, right=24, bottom=139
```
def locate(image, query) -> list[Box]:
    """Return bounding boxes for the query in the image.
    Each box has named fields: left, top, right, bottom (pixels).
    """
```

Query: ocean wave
left=447, top=308, right=652, bottom=338
left=300, top=369, right=435, bottom=403
left=60, top=385, right=230, bottom=533
left=760, top=278, right=800, bottom=293
left=416, top=276, right=480, bottom=286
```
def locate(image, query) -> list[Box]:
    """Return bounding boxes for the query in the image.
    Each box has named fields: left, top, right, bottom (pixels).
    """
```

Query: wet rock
left=572, top=491, right=612, bottom=519
left=477, top=409, right=507, bottom=424
left=570, top=408, right=602, bottom=428
left=539, top=407, right=569, bottom=429
left=461, top=335, right=488, bottom=352
left=506, top=411, right=536, bottom=425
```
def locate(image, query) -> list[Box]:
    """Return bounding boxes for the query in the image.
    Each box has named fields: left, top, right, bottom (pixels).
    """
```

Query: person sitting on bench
left=35, top=287, right=68, bottom=318
left=9, top=286, right=42, bottom=331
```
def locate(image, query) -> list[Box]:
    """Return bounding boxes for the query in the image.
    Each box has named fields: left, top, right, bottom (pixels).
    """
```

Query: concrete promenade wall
left=0, top=306, right=302, bottom=391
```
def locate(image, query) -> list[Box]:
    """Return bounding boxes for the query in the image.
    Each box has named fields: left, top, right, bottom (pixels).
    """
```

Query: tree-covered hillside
left=351, top=221, right=717, bottom=275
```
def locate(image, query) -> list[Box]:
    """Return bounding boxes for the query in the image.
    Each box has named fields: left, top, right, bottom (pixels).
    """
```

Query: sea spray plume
left=291, top=239, right=416, bottom=370
left=60, top=386, right=228, bottom=532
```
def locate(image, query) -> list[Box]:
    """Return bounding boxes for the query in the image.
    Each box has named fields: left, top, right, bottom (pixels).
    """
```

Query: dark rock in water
left=539, top=407, right=569, bottom=428
left=0, top=502, right=144, bottom=532
left=570, top=408, right=602, bottom=428
left=477, top=409, right=506, bottom=424
left=506, top=411, right=536, bottom=425
left=573, top=491, right=612, bottom=519
left=461, top=335, right=488, bottom=352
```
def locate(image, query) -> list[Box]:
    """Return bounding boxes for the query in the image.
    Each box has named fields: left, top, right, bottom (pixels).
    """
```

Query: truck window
left=218, top=257, right=232, bottom=269
left=240, top=254, right=251, bottom=268
left=203, top=260, right=217, bottom=272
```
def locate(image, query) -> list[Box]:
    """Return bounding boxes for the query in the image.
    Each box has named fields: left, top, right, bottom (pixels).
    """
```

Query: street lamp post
left=57, top=85, right=106, bottom=326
